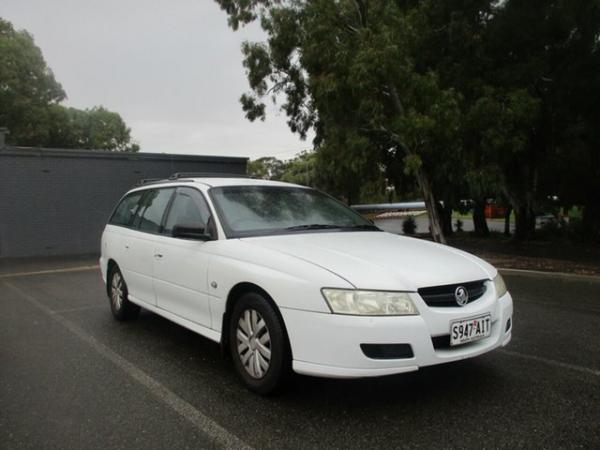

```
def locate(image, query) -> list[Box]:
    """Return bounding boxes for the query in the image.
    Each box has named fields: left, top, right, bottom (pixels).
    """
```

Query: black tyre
left=108, top=266, right=140, bottom=321
left=229, top=292, right=291, bottom=395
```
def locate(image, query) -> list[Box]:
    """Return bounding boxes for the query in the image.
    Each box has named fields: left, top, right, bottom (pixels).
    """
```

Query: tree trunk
left=416, top=168, right=446, bottom=244
left=514, top=203, right=536, bottom=240
left=472, top=199, right=489, bottom=236
left=346, top=191, right=355, bottom=206
left=504, top=206, right=512, bottom=237
left=582, top=200, right=600, bottom=240
left=438, top=202, right=453, bottom=237
left=383, top=83, right=445, bottom=243
left=503, top=179, right=536, bottom=241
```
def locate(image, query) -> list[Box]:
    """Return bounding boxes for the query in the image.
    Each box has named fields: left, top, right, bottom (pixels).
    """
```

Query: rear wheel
left=229, top=292, right=291, bottom=395
left=108, top=266, right=140, bottom=321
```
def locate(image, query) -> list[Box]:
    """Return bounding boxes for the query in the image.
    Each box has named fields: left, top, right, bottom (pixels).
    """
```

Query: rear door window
left=136, top=188, right=175, bottom=233
left=109, top=191, right=144, bottom=227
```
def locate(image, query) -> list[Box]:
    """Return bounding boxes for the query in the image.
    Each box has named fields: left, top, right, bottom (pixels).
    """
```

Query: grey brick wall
left=0, top=147, right=247, bottom=258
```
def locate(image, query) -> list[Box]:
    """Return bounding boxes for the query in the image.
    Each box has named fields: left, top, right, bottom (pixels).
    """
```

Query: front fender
left=206, top=240, right=351, bottom=333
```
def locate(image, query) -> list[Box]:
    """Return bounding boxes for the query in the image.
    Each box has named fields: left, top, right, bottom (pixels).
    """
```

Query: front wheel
left=229, top=292, right=291, bottom=395
left=108, top=266, right=140, bottom=321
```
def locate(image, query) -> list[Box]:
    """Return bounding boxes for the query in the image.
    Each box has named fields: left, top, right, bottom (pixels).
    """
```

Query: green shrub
left=403, top=216, right=417, bottom=235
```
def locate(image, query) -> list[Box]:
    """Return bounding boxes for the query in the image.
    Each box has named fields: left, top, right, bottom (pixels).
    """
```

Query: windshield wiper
left=284, top=224, right=343, bottom=231
left=284, top=223, right=380, bottom=231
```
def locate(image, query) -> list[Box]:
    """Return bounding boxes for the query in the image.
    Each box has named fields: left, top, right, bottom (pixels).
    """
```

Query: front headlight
left=321, top=289, right=419, bottom=316
left=493, top=273, right=508, bottom=298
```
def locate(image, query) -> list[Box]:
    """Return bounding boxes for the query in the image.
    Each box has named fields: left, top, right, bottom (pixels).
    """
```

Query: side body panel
left=152, top=234, right=213, bottom=328
left=206, top=239, right=353, bottom=334
left=102, top=224, right=156, bottom=305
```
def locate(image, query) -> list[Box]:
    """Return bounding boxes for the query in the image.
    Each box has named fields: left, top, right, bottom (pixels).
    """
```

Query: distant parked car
left=537, top=214, right=558, bottom=227
left=100, top=175, right=513, bottom=394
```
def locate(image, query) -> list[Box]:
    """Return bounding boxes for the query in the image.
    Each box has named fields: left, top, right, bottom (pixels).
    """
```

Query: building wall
left=0, top=147, right=247, bottom=258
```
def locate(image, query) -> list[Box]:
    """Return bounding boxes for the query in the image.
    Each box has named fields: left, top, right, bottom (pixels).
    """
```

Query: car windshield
left=209, top=185, right=379, bottom=238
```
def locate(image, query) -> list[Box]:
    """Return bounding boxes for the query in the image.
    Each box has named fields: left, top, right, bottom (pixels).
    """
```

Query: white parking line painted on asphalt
left=2, top=280, right=253, bottom=450
left=500, top=349, right=600, bottom=377
left=0, top=265, right=99, bottom=278
left=50, top=304, right=107, bottom=314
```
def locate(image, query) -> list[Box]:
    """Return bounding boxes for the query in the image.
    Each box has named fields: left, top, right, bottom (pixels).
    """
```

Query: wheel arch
left=221, top=282, right=292, bottom=357
left=105, top=259, right=119, bottom=296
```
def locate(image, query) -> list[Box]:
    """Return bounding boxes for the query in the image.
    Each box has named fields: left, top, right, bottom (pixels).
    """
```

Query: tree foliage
left=50, top=106, right=140, bottom=152
left=0, top=18, right=139, bottom=152
left=248, top=152, right=319, bottom=187
left=247, top=156, right=286, bottom=180
left=279, top=151, right=319, bottom=186
left=216, top=0, right=467, bottom=242
left=217, top=0, right=600, bottom=241
left=0, top=18, right=65, bottom=143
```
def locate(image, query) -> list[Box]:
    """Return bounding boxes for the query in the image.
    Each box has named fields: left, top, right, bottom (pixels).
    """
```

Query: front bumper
left=281, top=290, right=513, bottom=378
left=99, top=256, right=108, bottom=284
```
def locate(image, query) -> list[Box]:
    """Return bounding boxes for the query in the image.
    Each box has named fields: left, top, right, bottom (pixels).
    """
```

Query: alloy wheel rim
left=236, top=309, right=272, bottom=379
left=111, top=272, right=124, bottom=310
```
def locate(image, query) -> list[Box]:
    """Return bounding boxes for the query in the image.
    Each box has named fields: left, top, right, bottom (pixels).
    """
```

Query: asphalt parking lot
left=1, top=266, right=599, bottom=449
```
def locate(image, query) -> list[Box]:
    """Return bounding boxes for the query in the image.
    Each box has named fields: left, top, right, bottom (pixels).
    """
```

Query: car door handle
left=154, top=253, right=163, bottom=259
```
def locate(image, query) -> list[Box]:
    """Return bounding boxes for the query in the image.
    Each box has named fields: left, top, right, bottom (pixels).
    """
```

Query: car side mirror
left=172, top=223, right=212, bottom=241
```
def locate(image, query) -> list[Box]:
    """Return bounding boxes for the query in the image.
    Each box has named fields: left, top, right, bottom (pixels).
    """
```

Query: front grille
left=418, top=280, right=487, bottom=307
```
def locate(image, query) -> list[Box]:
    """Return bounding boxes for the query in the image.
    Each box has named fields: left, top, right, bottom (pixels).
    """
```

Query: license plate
left=450, top=314, right=491, bottom=346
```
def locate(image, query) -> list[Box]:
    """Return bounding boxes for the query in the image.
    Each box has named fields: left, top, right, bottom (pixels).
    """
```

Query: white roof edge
left=127, top=177, right=307, bottom=192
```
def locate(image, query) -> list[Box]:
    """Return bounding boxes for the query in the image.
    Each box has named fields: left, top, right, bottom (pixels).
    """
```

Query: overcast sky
left=0, top=0, right=311, bottom=159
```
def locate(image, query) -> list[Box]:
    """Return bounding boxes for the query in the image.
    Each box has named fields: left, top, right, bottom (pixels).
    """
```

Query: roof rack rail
left=135, top=172, right=250, bottom=187
left=135, top=178, right=195, bottom=187
left=168, top=172, right=249, bottom=179
left=137, top=178, right=166, bottom=186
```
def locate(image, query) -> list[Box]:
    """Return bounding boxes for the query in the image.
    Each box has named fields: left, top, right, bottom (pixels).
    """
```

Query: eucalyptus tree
left=247, top=156, right=286, bottom=180
left=473, top=0, right=600, bottom=239
left=215, top=0, right=465, bottom=243
left=409, top=0, right=600, bottom=240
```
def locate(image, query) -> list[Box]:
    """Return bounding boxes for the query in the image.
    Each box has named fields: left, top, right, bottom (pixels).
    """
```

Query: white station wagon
left=100, top=174, right=513, bottom=394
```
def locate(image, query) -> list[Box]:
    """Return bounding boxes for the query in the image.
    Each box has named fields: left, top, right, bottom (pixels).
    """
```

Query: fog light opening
left=360, top=343, right=414, bottom=360
left=505, top=317, right=512, bottom=332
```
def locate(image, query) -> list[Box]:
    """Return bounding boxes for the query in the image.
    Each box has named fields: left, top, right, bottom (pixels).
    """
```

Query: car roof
left=188, top=177, right=303, bottom=188
left=128, top=177, right=305, bottom=193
